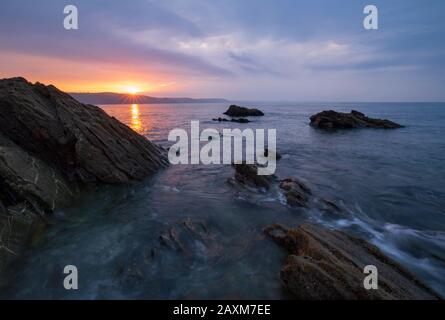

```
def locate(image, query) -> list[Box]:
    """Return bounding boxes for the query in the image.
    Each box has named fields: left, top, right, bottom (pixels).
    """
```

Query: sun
left=127, top=87, right=139, bottom=95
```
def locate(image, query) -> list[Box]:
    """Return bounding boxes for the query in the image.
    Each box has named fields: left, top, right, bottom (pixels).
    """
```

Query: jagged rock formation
left=264, top=224, right=441, bottom=300
left=223, top=105, right=264, bottom=117
left=310, top=110, right=403, bottom=129
left=0, top=77, right=168, bottom=273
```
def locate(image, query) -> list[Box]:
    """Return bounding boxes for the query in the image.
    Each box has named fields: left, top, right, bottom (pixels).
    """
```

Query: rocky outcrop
left=310, top=110, right=403, bottom=130
left=0, top=77, right=168, bottom=272
left=0, top=77, right=168, bottom=184
left=228, top=164, right=350, bottom=219
left=264, top=223, right=441, bottom=300
left=224, top=105, right=264, bottom=117
left=228, top=164, right=349, bottom=220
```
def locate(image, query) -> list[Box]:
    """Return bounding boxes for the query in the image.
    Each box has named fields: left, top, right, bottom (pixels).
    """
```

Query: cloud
left=0, top=0, right=444, bottom=100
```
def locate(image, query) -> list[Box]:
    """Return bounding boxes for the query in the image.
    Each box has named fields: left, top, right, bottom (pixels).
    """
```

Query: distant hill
left=69, top=92, right=228, bottom=105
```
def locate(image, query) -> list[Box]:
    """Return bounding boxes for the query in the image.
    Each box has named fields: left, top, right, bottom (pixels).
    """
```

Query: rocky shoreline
left=0, top=77, right=438, bottom=299
left=229, top=163, right=441, bottom=299
left=0, top=77, right=168, bottom=273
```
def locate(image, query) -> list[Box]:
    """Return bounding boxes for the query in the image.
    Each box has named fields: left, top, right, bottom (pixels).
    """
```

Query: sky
left=0, top=0, right=444, bottom=101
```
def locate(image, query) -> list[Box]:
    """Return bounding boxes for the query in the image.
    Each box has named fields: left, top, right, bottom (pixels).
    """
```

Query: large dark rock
left=0, top=77, right=168, bottom=272
left=264, top=223, right=441, bottom=300
left=310, top=110, right=403, bottom=130
left=224, top=105, right=264, bottom=117
left=0, top=77, right=168, bottom=184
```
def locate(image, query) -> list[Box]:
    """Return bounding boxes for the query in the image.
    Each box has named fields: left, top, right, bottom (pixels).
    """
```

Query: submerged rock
left=310, top=110, right=403, bottom=129
left=279, top=178, right=312, bottom=207
left=264, top=223, right=441, bottom=300
left=224, top=105, right=264, bottom=117
left=150, top=219, right=222, bottom=260
left=0, top=77, right=168, bottom=272
left=228, top=163, right=276, bottom=190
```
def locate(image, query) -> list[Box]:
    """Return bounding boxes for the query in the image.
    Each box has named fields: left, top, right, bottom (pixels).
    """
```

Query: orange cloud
left=0, top=51, right=177, bottom=95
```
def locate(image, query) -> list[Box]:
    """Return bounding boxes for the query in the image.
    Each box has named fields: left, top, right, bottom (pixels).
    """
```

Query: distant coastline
left=69, top=92, right=229, bottom=105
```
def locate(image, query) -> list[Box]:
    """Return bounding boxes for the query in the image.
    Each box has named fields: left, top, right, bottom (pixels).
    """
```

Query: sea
left=1, top=102, right=444, bottom=299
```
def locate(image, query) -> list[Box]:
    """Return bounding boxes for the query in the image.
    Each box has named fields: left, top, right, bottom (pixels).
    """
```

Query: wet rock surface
left=0, top=77, right=168, bottom=185
left=0, top=203, right=46, bottom=273
left=117, top=219, right=223, bottom=292
left=223, top=105, right=264, bottom=117
left=264, top=223, right=441, bottom=300
left=228, top=164, right=348, bottom=219
left=310, top=110, right=403, bottom=130
left=0, top=77, right=168, bottom=272
left=228, top=163, right=276, bottom=190
left=279, top=178, right=312, bottom=207
left=152, top=219, right=221, bottom=259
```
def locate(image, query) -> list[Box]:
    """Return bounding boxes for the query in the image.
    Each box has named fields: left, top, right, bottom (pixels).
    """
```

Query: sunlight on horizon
left=127, top=87, right=140, bottom=95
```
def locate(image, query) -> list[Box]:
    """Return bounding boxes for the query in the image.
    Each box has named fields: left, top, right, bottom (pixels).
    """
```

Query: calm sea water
left=1, top=102, right=445, bottom=299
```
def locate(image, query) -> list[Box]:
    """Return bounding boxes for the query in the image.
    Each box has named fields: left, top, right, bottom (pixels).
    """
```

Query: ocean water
left=1, top=102, right=445, bottom=299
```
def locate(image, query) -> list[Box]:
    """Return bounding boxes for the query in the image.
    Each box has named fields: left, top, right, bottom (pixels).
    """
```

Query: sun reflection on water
left=130, top=104, right=142, bottom=133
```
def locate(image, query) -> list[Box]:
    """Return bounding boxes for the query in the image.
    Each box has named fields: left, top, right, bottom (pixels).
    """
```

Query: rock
left=0, top=77, right=168, bottom=185
left=229, top=163, right=276, bottom=190
left=0, top=77, right=168, bottom=273
left=212, top=117, right=229, bottom=122
left=279, top=178, right=312, bottom=207
left=0, top=132, right=74, bottom=213
left=228, top=164, right=346, bottom=215
left=264, top=223, right=441, bottom=299
left=310, top=110, right=403, bottom=129
left=0, top=204, right=46, bottom=272
left=151, top=219, right=221, bottom=259
left=223, top=105, right=264, bottom=117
